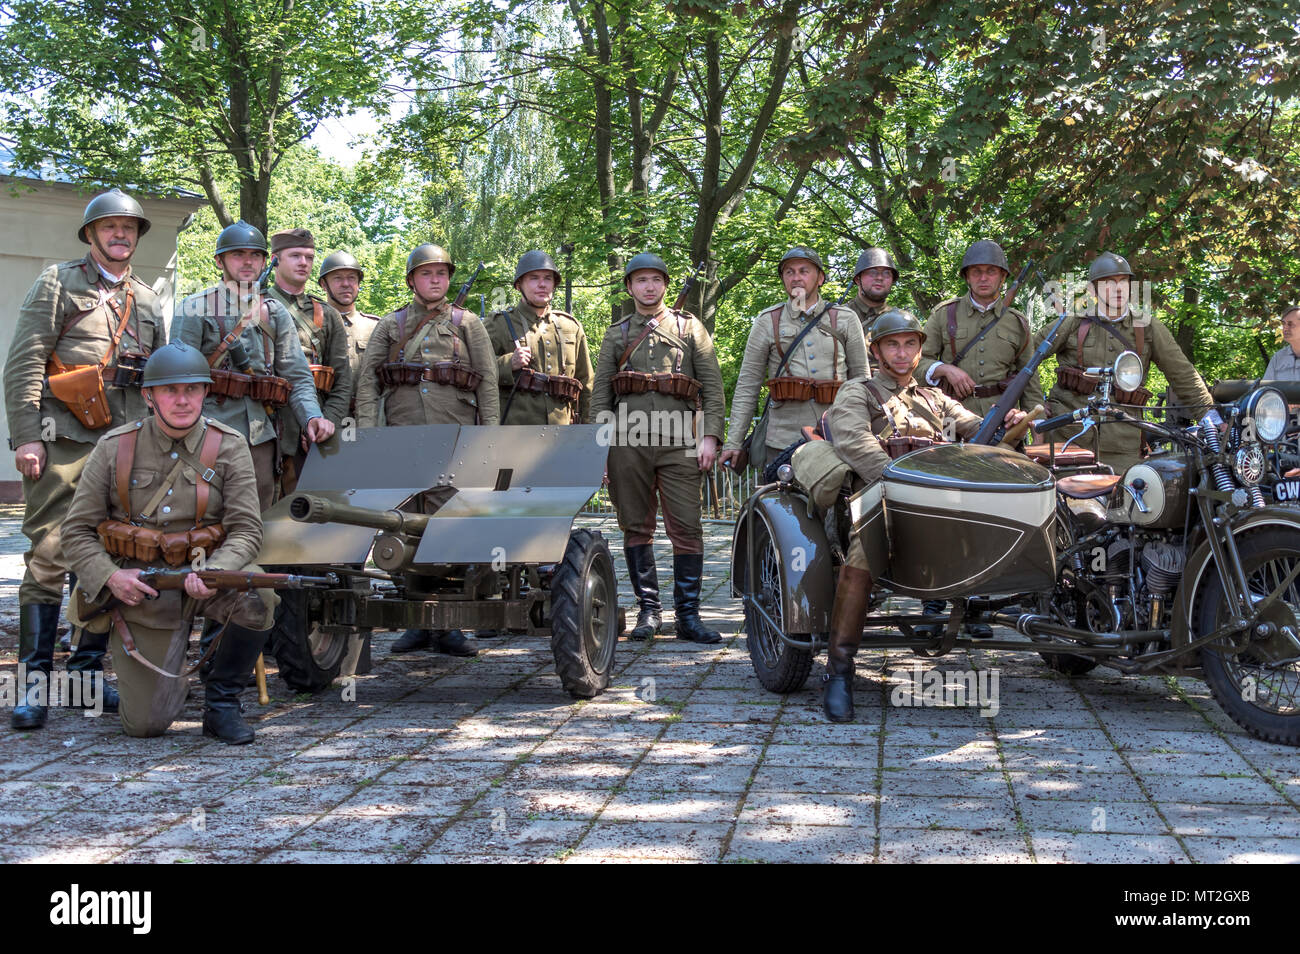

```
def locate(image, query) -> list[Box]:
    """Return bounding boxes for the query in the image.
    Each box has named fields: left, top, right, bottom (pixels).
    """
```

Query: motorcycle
left=733, top=351, right=1300, bottom=745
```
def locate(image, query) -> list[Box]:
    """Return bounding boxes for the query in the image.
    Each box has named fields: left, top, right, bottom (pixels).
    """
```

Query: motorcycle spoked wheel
left=1198, top=527, right=1300, bottom=745
left=743, top=519, right=814, bottom=694
left=1038, top=520, right=1099, bottom=676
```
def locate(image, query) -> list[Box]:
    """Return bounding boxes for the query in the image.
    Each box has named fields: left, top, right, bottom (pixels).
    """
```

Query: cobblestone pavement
left=2, top=507, right=1299, bottom=863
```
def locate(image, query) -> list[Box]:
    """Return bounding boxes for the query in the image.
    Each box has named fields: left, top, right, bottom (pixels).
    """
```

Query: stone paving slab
left=3, top=513, right=1300, bottom=863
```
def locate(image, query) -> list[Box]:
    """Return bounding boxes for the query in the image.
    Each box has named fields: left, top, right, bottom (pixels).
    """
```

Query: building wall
left=0, top=180, right=205, bottom=499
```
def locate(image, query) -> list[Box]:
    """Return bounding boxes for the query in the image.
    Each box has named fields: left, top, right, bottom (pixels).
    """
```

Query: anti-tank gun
left=256, top=422, right=623, bottom=698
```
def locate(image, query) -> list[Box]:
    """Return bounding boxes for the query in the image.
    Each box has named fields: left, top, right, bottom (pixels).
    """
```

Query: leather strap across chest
left=1076, top=318, right=1144, bottom=368
left=948, top=300, right=1030, bottom=366
left=772, top=305, right=840, bottom=377
left=114, top=425, right=224, bottom=526
left=207, top=290, right=272, bottom=370
left=390, top=304, right=462, bottom=363
left=47, top=283, right=137, bottom=375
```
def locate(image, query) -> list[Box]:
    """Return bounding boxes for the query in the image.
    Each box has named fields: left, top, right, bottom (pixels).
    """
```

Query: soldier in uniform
left=61, top=343, right=277, bottom=743
left=1038, top=251, right=1216, bottom=475
left=3, top=188, right=166, bottom=728
left=484, top=250, right=594, bottom=425
left=265, top=229, right=353, bottom=495
left=172, top=221, right=334, bottom=511
left=819, top=310, right=1024, bottom=721
left=847, top=247, right=899, bottom=351
left=916, top=240, right=1043, bottom=637
left=355, top=243, right=498, bottom=657
left=318, top=250, right=381, bottom=411
left=591, top=253, right=727, bottom=643
left=719, top=247, right=868, bottom=472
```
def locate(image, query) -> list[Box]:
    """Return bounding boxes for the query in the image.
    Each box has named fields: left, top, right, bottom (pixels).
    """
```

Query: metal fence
left=582, top=466, right=759, bottom=524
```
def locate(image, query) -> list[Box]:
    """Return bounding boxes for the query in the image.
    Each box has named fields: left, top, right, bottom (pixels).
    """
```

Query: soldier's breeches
left=20, top=438, right=90, bottom=605
left=607, top=444, right=703, bottom=553
left=844, top=535, right=871, bottom=572
left=250, top=440, right=279, bottom=513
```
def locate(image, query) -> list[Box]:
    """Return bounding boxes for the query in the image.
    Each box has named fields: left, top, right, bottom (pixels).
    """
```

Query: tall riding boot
left=65, top=629, right=120, bottom=714
left=12, top=603, right=57, bottom=729
left=203, top=623, right=268, bottom=744
left=823, top=566, right=873, bottom=723
left=624, top=545, right=662, bottom=640
left=672, top=553, right=721, bottom=644
left=915, top=599, right=947, bottom=639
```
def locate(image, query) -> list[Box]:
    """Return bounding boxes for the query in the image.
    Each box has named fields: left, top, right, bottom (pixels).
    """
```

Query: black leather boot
left=434, top=630, right=479, bottom=657
left=65, top=628, right=119, bottom=714
left=203, top=623, right=267, bottom=744
left=915, top=599, right=947, bottom=639
left=624, top=545, right=662, bottom=640
left=672, top=553, right=721, bottom=644
left=391, top=629, right=434, bottom=653
left=823, top=566, right=873, bottom=723
left=12, top=603, right=57, bottom=730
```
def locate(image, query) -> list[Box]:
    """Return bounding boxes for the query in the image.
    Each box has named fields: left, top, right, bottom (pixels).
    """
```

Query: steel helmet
left=142, top=342, right=213, bottom=387
left=778, top=246, right=825, bottom=279
left=1088, top=252, right=1134, bottom=283
left=624, top=252, right=669, bottom=282
left=318, top=250, right=364, bottom=283
left=215, top=220, right=268, bottom=255
left=514, top=250, right=562, bottom=286
left=868, top=309, right=927, bottom=345
left=79, top=188, right=151, bottom=244
left=853, top=247, right=898, bottom=282
left=959, top=240, right=1009, bottom=277
left=405, top=244, right=455, bottom=278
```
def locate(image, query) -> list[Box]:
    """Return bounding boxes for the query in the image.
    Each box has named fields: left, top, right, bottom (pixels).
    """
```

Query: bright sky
left=310, top=111, right=384, bottom=166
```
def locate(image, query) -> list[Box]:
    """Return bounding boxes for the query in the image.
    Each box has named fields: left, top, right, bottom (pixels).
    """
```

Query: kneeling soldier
left=818, top=310, right=1024, bottom=722
left=61, top=343, right=278, bottom=742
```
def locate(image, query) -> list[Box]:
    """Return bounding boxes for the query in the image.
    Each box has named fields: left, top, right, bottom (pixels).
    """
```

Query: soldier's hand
left=935, top=364, right=976, bottom=399
left=510, top=346, right=533, bottom=371
left=14, top=441, right=46, bottom=481
left=1003, top=409, right=1027, bottom=427
left=719, top=448, right=741, bottom=470
left=107, top=569, right=159, bottom=606
left=184, top=572, right=217, bottom=599
left=305, top=417, right=335, bottom=443
left=696, top=436, right=719, bottom=471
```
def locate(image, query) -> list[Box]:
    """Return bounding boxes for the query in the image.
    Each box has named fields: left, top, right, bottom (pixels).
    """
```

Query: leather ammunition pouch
left=96, top=520, right=227, bottom=568
left=209, top=368, right=289, bottom=406
left=378, top=360, right=483, bottom=392
left=611, top=370, right=701, bottom=401
left=516, top=368, right=581, bottom=403
left=209, top=368, right=252, bottom=399
left=882, top=436, right=941, bottom=459
left=47, top=363, right=112, bottom=429
left=1114, top=385, right=1153, bottom=406
left=765, top=375, right=843, bottom=405
left=309, top=364, right=335, bottom=393
left=1057, top=365, right=1099, bottom=396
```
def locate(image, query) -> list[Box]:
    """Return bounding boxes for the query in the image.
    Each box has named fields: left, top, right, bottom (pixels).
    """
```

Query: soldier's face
left=146, top=383, right=208, bottom=435
left=86, top=216, right=139, bottom=263
left=1093, top=276, right=1130, bottom=315
left=781, top=260, right=824, bottom=310
left=626, top=269, right=666, bottom=308
left=857, top=267, right=894, bottom=302
left=322, top=270, right=361, bottom=308
left=279, top=247, right=315, bottom=286
left=408, top=263, right=452, bottom=303
left=518, top=270, right=556, bottom=308
left=217, top=249, right=267, bottom=284
left=965, top=265, right=1005, bottom=305
left=873, top=332, right=923, bottom=383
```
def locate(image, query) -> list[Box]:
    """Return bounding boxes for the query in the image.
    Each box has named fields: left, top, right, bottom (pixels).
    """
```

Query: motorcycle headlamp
left=1112, top=351, right=1144, bottom=393
left=1241, top=387, right=1287, bottom=443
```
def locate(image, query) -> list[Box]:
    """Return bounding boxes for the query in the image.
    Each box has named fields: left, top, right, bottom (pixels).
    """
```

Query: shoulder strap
left=1076, top=319, right=1092, bottom=368
left=115, top=429, right=138, bottom=515
left=946, top=301, right=959, bottom=362
left=209, top=294, right=263, bottom=368
left=94, top=283, right=135, bottom=369
left=194, top=425, right=223, bottom=525
left=862, top=381, right=897, bottom=438
left=618, top=317, right=659, bottom=370
left=952, top=306, right=1013, bottom=367
left=1015, top=311, right=1031, bottom=360
left=312, top=300, right=323, bottom=330
left=830, top=307, right=839, bottom=378
left=770, top=307, right=830, bottom=381
left=388, top=306, right=418, bottom=362
left=770, top=309, right=784, bottom=361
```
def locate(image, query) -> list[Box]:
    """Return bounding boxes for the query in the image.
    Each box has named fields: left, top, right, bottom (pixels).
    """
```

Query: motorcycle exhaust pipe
left=989, top=613, right=1162, bottom=647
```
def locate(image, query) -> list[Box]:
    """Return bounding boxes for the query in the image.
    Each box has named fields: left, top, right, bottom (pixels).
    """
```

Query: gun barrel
left=288, top=494, right=431, bottom=535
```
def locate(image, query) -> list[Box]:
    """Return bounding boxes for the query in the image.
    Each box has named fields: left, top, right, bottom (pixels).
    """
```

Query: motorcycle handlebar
left=1034, top=411, right=1077, bottom=435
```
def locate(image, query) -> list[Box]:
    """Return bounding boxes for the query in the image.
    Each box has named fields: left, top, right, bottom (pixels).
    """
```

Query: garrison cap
left=270, top=228, right=315, bottom=254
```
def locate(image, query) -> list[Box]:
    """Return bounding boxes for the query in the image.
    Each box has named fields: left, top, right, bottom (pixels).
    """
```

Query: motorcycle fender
left=1171, top=505, right=1300, bottom=649
left=731, top=489, right=835, bottom=634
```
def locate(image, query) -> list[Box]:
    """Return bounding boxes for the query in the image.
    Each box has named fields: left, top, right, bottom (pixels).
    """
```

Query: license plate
left=1274, top=480, right=1300, bottom=503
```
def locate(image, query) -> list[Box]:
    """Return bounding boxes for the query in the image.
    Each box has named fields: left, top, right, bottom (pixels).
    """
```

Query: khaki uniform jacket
left=918, top=295, right=1044, bottom=418
left=61, top=416, right=262, bottom=628
left=266, top=285, right=354, bottom=453
left=172, top=285, right=323, bottom=447
left=5, top=255, right=163, bottom=448
left=828, top=372, right=982, bottom=487
left=591, top=306, right=726, bottom=447
left=484, top=300, right=594, bottom=424
left=847, top=295, right=887, bottom=376
left=337, top=308, right=381, bottom=378
left=355, top=299, right=499, bottom=428
left=723, top=299, right=868, bottom=453
left=1037, top=310, right=1213, bottom=464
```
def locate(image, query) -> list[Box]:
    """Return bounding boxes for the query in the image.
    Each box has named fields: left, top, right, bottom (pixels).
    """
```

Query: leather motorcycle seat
left=1056, top=473, right=1122, bottom=500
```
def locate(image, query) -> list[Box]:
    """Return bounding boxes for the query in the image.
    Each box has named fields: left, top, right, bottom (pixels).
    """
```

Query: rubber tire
left=269, top=588, right=347, bottom=693
left=1198, top=527, right=1300, bottom=745
left=550, top=528, right=618, bottom=699
left=1039, top=652, right=1099, bottom=676
left=743, top=517, right=814, bottom=694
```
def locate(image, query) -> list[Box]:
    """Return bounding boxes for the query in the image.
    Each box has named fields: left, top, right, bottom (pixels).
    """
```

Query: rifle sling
left=750, top=305, right=834, bottom=434
left=949, top=302, right=1030, bottom=366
